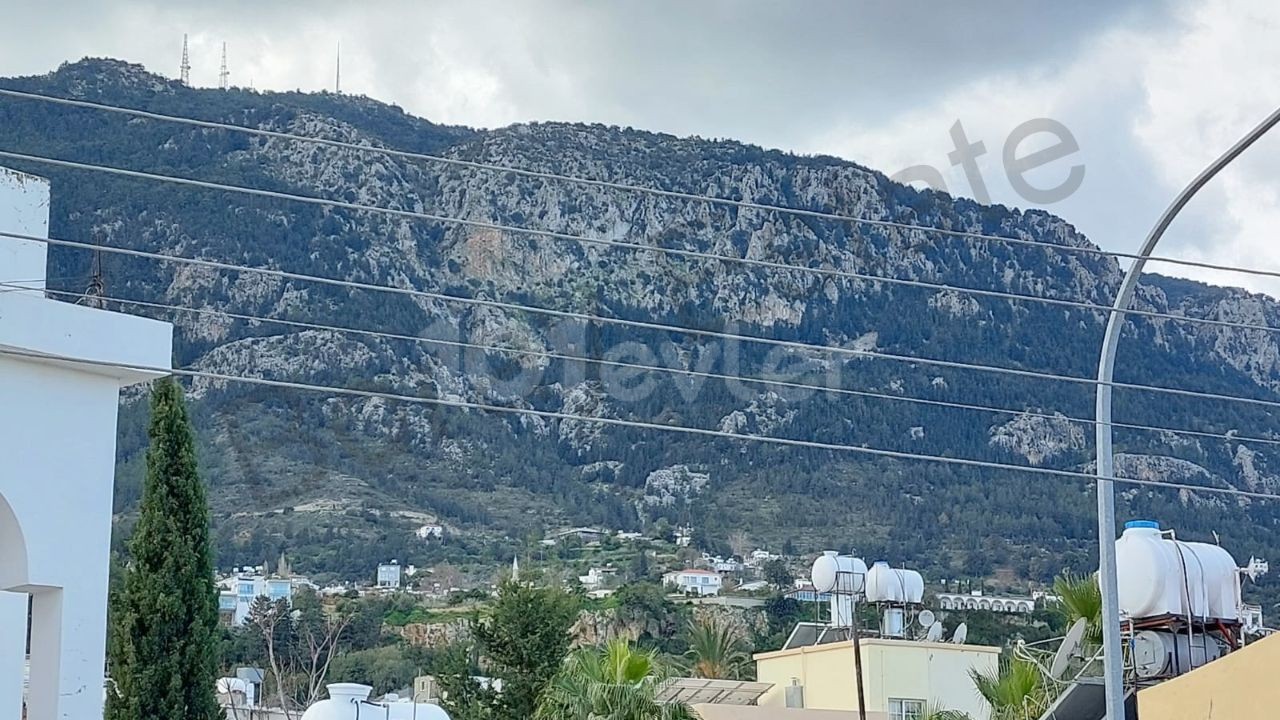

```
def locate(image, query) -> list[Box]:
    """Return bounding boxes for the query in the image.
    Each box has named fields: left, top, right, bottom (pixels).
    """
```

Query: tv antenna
left=180, top=34, right=191, bottom=86
left=219, top=42, right=229, bottom=89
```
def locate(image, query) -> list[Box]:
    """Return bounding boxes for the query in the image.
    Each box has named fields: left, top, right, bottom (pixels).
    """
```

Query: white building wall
left=0, top=168, right=49, bottom=292
left=0, top=169, right=173, bottom=720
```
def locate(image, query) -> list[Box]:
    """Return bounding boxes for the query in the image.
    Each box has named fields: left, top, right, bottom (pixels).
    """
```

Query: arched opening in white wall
left=0, top=492, right=29, bottom=589
left=0, top=492, right=31, bottom=719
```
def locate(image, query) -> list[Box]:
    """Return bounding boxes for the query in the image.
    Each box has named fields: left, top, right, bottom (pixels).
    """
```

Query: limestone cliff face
left=9, top=58, right=1280, bottom=578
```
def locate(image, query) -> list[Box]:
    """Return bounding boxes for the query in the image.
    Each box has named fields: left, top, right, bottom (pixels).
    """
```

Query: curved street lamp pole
left=1095, top=105, right=1280, bottom=719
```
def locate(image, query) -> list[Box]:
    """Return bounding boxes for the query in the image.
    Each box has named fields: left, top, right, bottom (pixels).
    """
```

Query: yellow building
left=1137, top=632, right=1280, bottom=719
left=754, top=636, right=1000, bottom=719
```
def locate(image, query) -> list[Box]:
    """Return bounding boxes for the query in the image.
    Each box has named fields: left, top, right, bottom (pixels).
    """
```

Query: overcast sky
left=4, top=0, right=1280, bottom=294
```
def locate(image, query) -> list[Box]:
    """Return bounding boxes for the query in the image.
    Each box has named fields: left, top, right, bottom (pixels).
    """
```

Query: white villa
left=663, top=569, right=722, bottom=596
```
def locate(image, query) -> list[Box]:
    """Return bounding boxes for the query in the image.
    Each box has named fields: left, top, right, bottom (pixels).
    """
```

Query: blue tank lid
left=1125, top=520, right=1160, bottom=530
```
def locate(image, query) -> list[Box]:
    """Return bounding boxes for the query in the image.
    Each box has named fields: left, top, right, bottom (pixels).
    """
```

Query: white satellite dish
left=925, top=622, right=944, bottom=642
left=1049, top=618, right=1088, bottom=680
left=950, top=622, right=968, bottom=645
left=917, top=609, right=936, bottom=628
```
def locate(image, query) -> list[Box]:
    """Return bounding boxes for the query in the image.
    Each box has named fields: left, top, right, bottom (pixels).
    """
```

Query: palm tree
left=1052, top=572, right=1103, bottom=648
left=969, top=656, right=1049, bottom=720
left=535, top=638, right=693, bottom=720
left=924, top=706, right=974, bottom=720
left=926, top=702, right=972, bottom=712
left=683, top=617, right=750, bottom=680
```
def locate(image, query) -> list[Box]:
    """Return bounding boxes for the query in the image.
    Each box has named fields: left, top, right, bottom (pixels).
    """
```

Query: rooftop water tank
left=810, top=551, right=867, bottom=593
left=1115, top=521, right=1240, bottom=621
left=864, top=562, right=924, bottom=604
left=300, top=684, right=372, bottom=720
left=300, top=684, right=451, bottom=720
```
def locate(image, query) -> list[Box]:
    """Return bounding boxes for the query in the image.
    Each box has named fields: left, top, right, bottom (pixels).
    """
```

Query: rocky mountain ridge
left=2, top=59, right=1278, bottom=589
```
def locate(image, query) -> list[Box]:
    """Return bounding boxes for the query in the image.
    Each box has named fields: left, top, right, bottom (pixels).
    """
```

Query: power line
left=5, top=86, right=1279, bottom=284
left=0, top=275, right=88, bottom=292
left=14, top=278, right=1280, bottom=451
left=3, top=148, right=1279, bottom=341
left=12, top=229, right=1280, bottom=414
left=0, top=344, right=1274, bottom=501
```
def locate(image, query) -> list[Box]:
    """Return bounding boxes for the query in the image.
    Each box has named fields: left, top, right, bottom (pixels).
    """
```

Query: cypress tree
left=105, top=378, right=221, bottom=720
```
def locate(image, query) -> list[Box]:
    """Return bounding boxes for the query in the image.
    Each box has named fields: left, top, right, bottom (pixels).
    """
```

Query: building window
left=888, top=698, right=925, bottom=720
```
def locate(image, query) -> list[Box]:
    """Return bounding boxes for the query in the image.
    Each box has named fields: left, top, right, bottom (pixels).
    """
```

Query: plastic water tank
left=864, top=562, right=924, bottom=603
left=300, top=684, right=451, bottom=720
left=383, top=699, right=452, bottom=720
left=301, top=684, right=371, bottom=720
left=810, top=552, right=867, bottom=594
left=1115, top=521, right=1240, bottom=621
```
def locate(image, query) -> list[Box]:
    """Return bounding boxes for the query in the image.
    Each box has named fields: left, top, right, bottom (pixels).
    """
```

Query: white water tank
left=1115, top=521, right=1240, bottom=621
left=810, top=551, right=867, bottom=594
left=300, top=684, right=371, bottom=720
left=300, top=684, right=451, bottom=720
left=864, top=562, right=924, bottom=604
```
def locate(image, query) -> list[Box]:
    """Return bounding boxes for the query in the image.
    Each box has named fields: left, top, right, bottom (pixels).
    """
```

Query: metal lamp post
left=1095, top=105, right=1280, bottom=719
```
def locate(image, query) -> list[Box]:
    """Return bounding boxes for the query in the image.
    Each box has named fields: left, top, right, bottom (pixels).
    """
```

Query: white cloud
left=1131, top=0, right=1280, bottom=293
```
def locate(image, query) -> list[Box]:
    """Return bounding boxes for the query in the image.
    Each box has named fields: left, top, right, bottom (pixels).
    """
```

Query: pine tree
left=106, top=378, right=221, bottom=720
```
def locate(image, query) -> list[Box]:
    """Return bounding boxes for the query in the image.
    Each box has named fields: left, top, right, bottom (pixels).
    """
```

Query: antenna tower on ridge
left=180, top=34, right=191, bottom=86
left=219, top=42, right=229, bottom=90
left=335, top=41, right=341, bottom=94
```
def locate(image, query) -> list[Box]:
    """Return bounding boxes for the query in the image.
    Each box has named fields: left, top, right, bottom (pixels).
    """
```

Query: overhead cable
left=14, top=280, right=1280, bottom=450
left=3, top=149, right=1280, bottom=339
left=0, top=345, right=1275, bottom=502
left=12, top=229, right=1280, bottom=413
left=4, top=87, right=1279, bottom=283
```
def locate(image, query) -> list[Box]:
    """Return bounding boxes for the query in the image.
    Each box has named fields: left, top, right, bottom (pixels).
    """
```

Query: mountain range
left=2, top=59, right=1278, bottom=599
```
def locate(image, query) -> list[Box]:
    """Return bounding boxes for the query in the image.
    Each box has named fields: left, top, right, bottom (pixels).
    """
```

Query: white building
left=702, top=554, right=745, bottom=574
left=577, top=566, right=618, bottom=592
left=0, top=168, right=173, bottom=720
left=663, top=569, right=722, bottom=596
left=745, top=549, right=780, bottom=567
left=416, top=524, right=443, bottom=540
left=377, top=562, right=404, bottom=589
left=936, top=591, right=1036, bottom=614
left=217, top=572, right=313, bottom=626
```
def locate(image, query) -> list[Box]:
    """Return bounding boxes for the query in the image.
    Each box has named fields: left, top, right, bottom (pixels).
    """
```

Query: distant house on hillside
left=416, top=524, right=444, bottom=540
left=549, top=527, right=609, bottom=544
left=377, top=561, right=403, bottom=589
left=936, top=591, right=1034, bottom=614
left=217, top=570, right=315, bottom=626
left=664, top=569, right=722, bottom=596
left=578, top=566, right=619, bottom=592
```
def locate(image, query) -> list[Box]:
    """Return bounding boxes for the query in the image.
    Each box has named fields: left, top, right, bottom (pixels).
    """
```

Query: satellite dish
left=918, top=609, right=936, bottom=628
left=811, top=552, right=840, bottom=593
left=951, top=623, right=968, bottom=645
left=1050, top=618, right=1088, bottom=680
left=925, top=622, right=944, bottom=642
